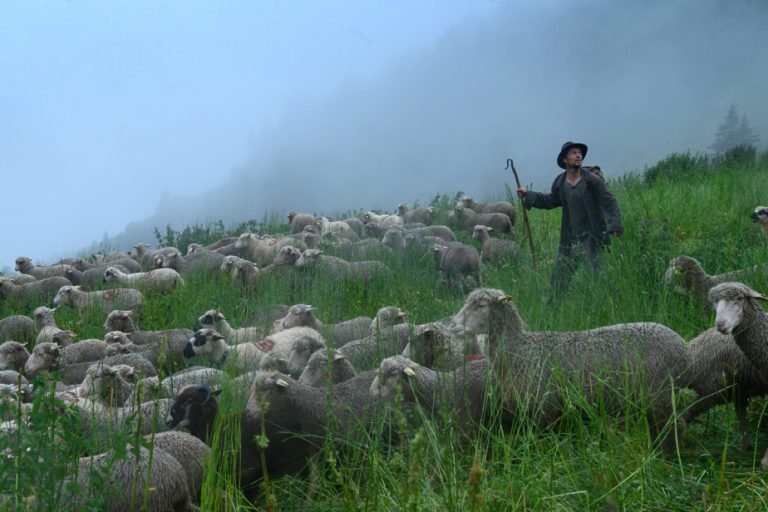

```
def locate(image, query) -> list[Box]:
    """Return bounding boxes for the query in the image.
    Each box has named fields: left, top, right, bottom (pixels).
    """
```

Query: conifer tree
left=710, top=104, right=759, bottom=153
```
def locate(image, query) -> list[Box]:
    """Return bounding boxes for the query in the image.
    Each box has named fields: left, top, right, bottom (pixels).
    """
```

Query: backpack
left=582, top=165, right=605, bottom=181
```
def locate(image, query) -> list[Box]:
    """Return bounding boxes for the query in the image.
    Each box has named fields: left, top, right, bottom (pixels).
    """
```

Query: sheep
left=276, top=304, right=372, bottom=345
left=63, top=264, right=128, bottom=290
left=147, top=430, right=211, bottom=502
left=103, top=266, right=185, bottom=294
left=751, top=206, right=768, bottom=236
left=401, top=323, right=483, bottom=371
left=337, top=237, right=393, bottom=261
left=318, top=216, right=356, bottom=236
left=472, top=225, right=519, bottom=264
left=0, top=276, right=72, bottom=305
left=286, top=335, right=328, bottom=377
left=453, top=205, right=513, bottom=235
left=90, top=253, right=142, bottom=272
left=53, top=285, right=144, bottom=320
left=295, top=249, right=392, bottom=283
left=235, top=233, right=305, bottom=267
left=451, top=288, right=691, bottom=453
left=288, top=210, right=319, bottom=233
left=397, top=204, right=437, bottom=225
left=338, top=323, right=414, bottom=371
left=433, top=243, right=481, bottom=290
left=0, top=314, right=35, bottom=344
left=124, top=367, right=225, bottom=406
left=363, top=211, right=403, bottom=229
left=25, top=343, right=157, bottom=385
left=14, top=256, right=74, bottom=280
left=157, top=247, right=226, bottom=275
left=298, top=349, right=357, bottom=387
left=34, top=306, right=65, bottom=345
left=0, top=273, right=37, bottom=285
left=166, top=384, right=222, bottom=445
left=681, top=328, right=768, bottom=450
left=708, top=281, right=768, bottom=468
left=370, top=355, right=503, bottom=438
left=0, top=341, right=30, bottom=372
left=102, top=310, right=193, bottom=369
left=367, top=306, right=407, bottom=337
left=459, top=196, right=517, bottom=227
left=77, top=364, right=138, bottom=405
left=132, top=242, right=181, bottom=271
left=220, top=255, right=261, bottom=287
left=342, top=217, right=364, bottom=237
left=197, top=309, right=264, bottom=344
left=183, top=326, right=326, bottom=375
left=70, top=444, right=194, bottom=512
left=664, top=255, right=768, bottom=307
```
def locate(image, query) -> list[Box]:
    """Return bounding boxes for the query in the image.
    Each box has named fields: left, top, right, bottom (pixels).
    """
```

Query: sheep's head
left=33, top=306, right=56, bottom=327
left=298, top=349, right=354, bottom=387
left=287, top=335, right=326, bottom=376
left=451, top=288, right=513, bottom=335
left=166, top=384, right=221, bottom=442
left=186, top=243, right=202, bottom=255
left=234, top=233, right=255, bottom=249
left=104, top=331, right=133, bottom=345
left=103, top=310, right=135, bottom=333
left=663, top=255, right=704, bottom=295
left=281, top=304, right=315, bottom=329
left=472, top=225, right=492, bottom=241
left=370, top=306, right=406, bottom=334
left=287, top=211, right=298, bottom=223
left=184, top=328, right=225, bottom=358
left=295, top=249, right=323, bottom=269
left=709, top=282, right=768, bottom=335
left=0, top=341, right=30, bottom=372
left=24, top=342, right=62, bottom=377
left=14, top=257, right=33, bottom=274
left=133, top=243, right=150, bottom=255
left=275, top=246, right=301, bottom=266
left=52, top=286, right=78, bottom=308
left=51, top=330, right=76, bottom=347
left=752, top=206, right=768, bottom=235
left=79, top=364, right=136, bottom=403
left=102, top=267, right=120, bottom=283
left=370, top=355, right=419, bottom=401
left=198, top=309, right=225, bottom=327
left=303, top=224, right=319, bottom=234
left=220, top=256, right=238, bottom=272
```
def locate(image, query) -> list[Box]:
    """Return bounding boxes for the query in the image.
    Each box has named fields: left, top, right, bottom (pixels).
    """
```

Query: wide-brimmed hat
left=557, top=141, right=588, bottom=169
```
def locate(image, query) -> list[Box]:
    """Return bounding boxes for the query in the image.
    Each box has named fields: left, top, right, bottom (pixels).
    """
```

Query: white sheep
left=459, top=196, right=516, bottom=227
left=132, top=242, right=181, bottom=271
left=53, top=285, right=144, bottom=320
left=183, top=326, right=325, bottom=375
left=664, top=255, right=768, bottom=307
left=33, top=306, right=65, bottom=345
left=453, top=205, right=513, bottom=235
left=397, top=204, right=437, bottom=225
left=103, top=266, right=185, bottom=294
left=235, top=232, right=304, bottom=266
left=287, top=210, right=319, bottom=233
left=275, top=303, right=372, bottom=345
left=471, top=225, right=519, bottom=264
left=363, top=211, right=404, bottom=229
left=197, top=309, right=264, bottom=344
left=295, top=249, right=392, bottom=283
left=709, top=282, right=768, bottom=468
left=14, top=256, right=74, bottom=280
left=433, top=243, right=481, bottom=290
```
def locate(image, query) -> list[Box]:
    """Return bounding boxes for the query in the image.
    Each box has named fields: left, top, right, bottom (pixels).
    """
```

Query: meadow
left=2, top=145, right=768, bottom=511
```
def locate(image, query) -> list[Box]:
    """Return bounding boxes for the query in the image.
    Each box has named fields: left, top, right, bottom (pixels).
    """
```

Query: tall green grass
left=2, top=148, right=768, bottom=510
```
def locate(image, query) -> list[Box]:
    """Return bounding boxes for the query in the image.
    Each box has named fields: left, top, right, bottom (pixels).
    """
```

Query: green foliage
left=3, top=154, right=768, bottom=510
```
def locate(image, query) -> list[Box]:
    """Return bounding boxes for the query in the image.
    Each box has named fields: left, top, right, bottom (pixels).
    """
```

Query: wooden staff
left=506, top=159, right=537, bottom=271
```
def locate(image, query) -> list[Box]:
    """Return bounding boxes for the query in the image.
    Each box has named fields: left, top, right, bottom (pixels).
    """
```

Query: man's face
left=563, top=147, right=583, bottom=168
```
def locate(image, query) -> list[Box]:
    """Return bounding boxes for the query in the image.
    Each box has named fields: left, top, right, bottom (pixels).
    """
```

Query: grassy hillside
left=2, top=147, right=768, bottom=511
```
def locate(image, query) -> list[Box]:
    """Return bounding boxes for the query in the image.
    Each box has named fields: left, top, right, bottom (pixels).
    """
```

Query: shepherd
left=516, top=141, right=623, bottom=302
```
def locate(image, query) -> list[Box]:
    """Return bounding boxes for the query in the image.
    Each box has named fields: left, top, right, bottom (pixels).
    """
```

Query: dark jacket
left=524, top=169, right=622, bottom=248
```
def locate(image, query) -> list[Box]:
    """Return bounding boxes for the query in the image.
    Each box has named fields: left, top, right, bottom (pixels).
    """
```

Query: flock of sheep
left=0, top=201, right=767, bottom=510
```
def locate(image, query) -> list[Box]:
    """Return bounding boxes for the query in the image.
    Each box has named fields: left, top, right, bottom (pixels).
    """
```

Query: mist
left=2, top=0, right=766, bottom=269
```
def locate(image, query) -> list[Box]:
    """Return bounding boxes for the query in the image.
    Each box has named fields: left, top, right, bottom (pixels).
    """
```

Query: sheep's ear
left=333, top=352, right=346, bottom=362
left=487, top=227, right=494, bottom=233
left=212, top=334, right=226, bottom=342
left=499, top=295, right=513, bottom=304
left=749, top=289, right=768, bottom=301
left=403, top=367, right=416, bottom=377
left=212, top=389, right=222, bottom=397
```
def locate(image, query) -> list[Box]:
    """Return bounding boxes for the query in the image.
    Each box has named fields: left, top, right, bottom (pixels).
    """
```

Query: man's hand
left=516, top=187, right=527, bottom=199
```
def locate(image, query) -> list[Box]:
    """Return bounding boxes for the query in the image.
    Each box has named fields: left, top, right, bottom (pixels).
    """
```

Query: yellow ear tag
left=276, top=378, right=289, bottom=387
left=500, top=295, right=513, bottom=304
left=404, top=367, right=416, bottom=377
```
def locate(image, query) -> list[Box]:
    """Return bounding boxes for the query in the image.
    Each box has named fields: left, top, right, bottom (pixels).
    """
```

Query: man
left=517, top=141, right=623, bottom=301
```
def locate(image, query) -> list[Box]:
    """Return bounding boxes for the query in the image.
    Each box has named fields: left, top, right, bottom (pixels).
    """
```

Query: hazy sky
left=1, top=0, right=766, bottom=270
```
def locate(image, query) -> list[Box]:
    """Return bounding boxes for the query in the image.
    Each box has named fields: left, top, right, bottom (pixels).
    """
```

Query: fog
left=1, top=0, right=766, bottom=270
